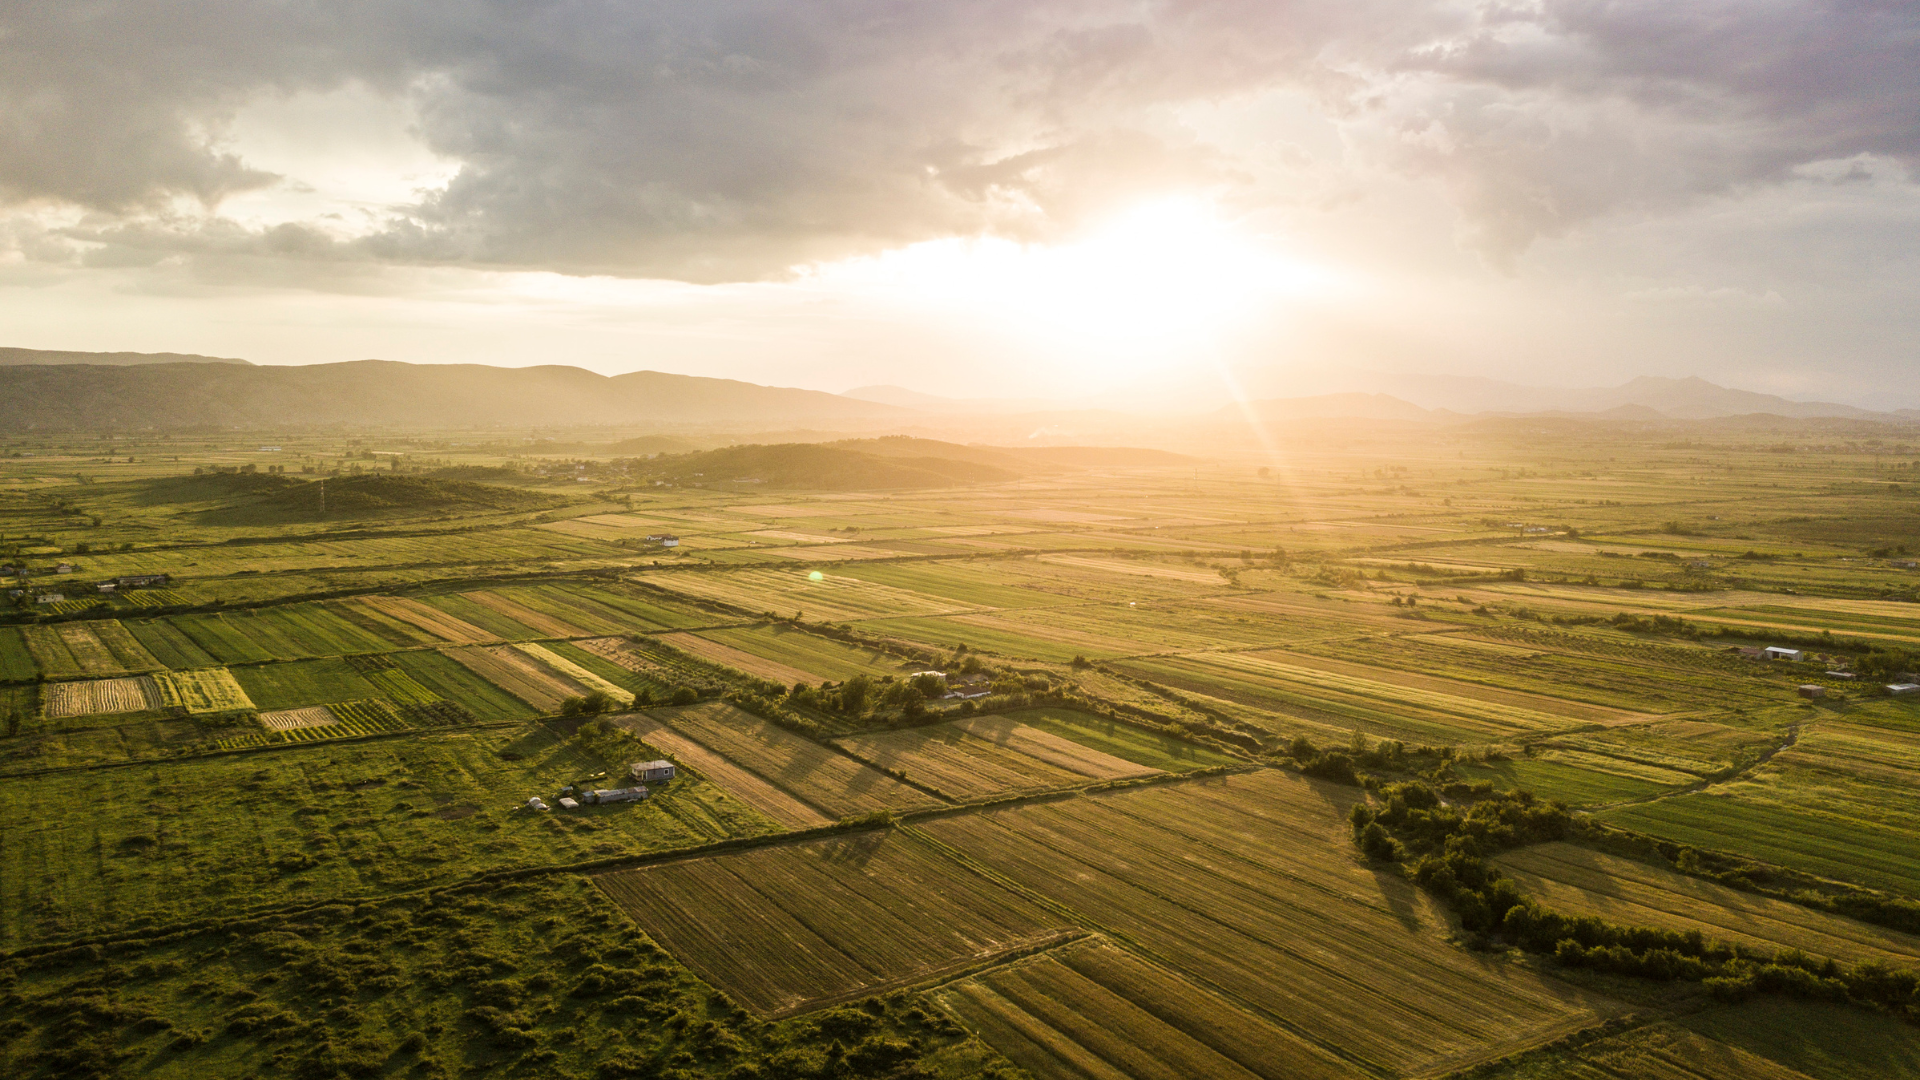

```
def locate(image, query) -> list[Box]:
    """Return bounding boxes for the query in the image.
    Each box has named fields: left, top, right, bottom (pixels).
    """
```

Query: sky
left=2, top=1, right=1917, bottom=409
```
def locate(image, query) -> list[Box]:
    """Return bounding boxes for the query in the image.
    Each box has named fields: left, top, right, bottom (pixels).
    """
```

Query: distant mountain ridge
left=0, top=358, right=902, bottom=430
left=0, top=346, right=252, bottom=367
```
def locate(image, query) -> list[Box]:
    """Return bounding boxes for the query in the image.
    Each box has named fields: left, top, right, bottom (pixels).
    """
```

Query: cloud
left=0, top=0, right=1914, bottom=280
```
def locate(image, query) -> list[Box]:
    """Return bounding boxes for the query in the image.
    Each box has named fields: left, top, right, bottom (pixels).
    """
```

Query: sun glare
left=802, top=198, right=1332, bottom=381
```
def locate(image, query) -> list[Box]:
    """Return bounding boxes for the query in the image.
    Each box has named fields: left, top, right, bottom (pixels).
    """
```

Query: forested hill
left=0, top=359, right=904, bottom=430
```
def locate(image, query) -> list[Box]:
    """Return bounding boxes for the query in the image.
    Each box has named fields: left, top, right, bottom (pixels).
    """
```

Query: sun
left=801, top=197, right=1332, bottom=384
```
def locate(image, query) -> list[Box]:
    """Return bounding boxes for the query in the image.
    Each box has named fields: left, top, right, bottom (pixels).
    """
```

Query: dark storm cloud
left=2, top=0, right=1914, bottom=278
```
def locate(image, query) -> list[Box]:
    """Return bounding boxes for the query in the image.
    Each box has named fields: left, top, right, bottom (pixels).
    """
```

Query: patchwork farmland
left=6, top=424, right=1920, bottom=1078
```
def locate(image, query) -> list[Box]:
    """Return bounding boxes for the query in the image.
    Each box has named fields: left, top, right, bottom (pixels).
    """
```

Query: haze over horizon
left=3, top=3, right=1917, bottom=408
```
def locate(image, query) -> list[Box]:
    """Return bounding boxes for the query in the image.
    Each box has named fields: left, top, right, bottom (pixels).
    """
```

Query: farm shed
left=1798, top=685, right=1826, bottom=699
left=116, top=574, right=171, bottom=588
left=629, top=760, right=676, bottom=783
left=588, top=786, right=650, bottom=804
left=557, top=797, right=580, bottom=810
left=1889, top=684, right=1920, bottom=697
left=1764, top=647, right=1805, bottom=661
left=55, top=564, right=73, bottom=574
left=526, top=796, right=549, bottom=810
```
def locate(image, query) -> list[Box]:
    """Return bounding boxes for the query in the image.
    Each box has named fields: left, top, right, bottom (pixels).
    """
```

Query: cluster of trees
left=557, top=686, right=697, bottom=718
left=1350, top=781, right=1920, bottom=1018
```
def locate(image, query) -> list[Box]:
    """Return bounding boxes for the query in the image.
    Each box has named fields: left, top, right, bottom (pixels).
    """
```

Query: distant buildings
left=1797, top=685, right=1826, bottom=699
left=116, top=574, right=170, bottom=588
left=526, top=796, right=550, bottom=811
left=1889, top=684, right=1920, bottom=697
left=1763, top=647, right=1804, bottom=662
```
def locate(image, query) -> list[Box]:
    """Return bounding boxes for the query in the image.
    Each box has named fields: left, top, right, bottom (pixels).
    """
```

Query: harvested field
left=1494, top=843, right=1920, bottom=966
left=463, top=590, right=590, bottom=638
left=353, top=595, right=497, bottom=643
left=574, top=636, right=664, bottom=676
left=609, top=713, right=832, bottom=829
left=513, top=642, right=634, bottom=705
left=934, top=940, right=1364, bottom=1080
left=42, top=676, right=162, bottom=718
left=443, top=645, right=589, bottom=712
left=834, top=715, right=1156, bottom=801
left=657, top=631, right=816, bottom=684
left=53, top=625, right=122, bottom=676
left=917, top=770, right=1618, bottom=1077
left=258, top=705, right=339, bottom=732
left=596, top=830, right=1069, bottom=1016
left=152, top=669, right=255, bottom=714
left=655, top=701, right=944, bottom=818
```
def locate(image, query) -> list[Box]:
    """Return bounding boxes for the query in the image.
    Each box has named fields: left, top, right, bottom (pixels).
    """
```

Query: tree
left=838, top=675, right=872, bottom=715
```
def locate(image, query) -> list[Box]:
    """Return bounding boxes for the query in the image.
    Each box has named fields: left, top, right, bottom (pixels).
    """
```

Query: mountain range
left=1, top=347, right=1913, bottom=432
left=0, top=346, right=252, bottom=367
left=0, top=358, right=900, bottom=430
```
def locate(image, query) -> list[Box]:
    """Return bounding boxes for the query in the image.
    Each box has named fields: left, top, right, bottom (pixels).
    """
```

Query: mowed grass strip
left=389, top=650, right=535, bottom=721
left=916, top=771, right=1617, bottom=1077
left=513, top=643, right=634, bottom=706
left=42, top=676, right=163, bottom=718
left=353, top=595, right=497, bottom=643
left=695, top=625, right=903, bottom=682
left=462, top=590, right=591, bottom=638
left=1009, top=708, right=1241, bottom=773
left=123, top=618, right=220, bottom=670
left=1493, top=843, right=1920, bottom=966
left=443, top=645, right=588, bottom=712
left=655, top=701, right=944, bottom=818
left=610, top=712, right=832, bottom=829
left=834, top=716, right=1156, bottom=801
left=595, top=830, right=1066, bottom=1017
left=0, top=627, right=37, bottom=682
left=20, top=625, right=85, bottom=679
left=934, top=941, right=1365, bottom=1080
left=655, top=631, right=818, bottom=685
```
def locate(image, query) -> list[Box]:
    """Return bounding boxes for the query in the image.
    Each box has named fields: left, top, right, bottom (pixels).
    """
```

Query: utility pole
left=318, top=477, right=325, bottom=517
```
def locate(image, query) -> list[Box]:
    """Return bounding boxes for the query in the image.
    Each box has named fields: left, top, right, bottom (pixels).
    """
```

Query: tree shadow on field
left=815, top=829, right=891, bottom=870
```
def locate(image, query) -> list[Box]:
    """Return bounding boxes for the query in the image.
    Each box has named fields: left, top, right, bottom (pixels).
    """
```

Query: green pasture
left=0, top=724, right=775, bottom=948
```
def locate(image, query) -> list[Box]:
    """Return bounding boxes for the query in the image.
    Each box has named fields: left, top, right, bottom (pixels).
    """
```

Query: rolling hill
left=0, top=346, right=252, bottom=366
left=0, top=358, right=904, bottom=430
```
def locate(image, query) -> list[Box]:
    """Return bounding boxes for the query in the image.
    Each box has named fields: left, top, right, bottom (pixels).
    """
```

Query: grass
left=1010, top=707, right=1243, bottom=772
left=0, top=723, right=776, bottom=948
left=1456, top=757, right=1684, bottom=806
left=123, top=617, right=221, bottom=670
left=832, top=714, right=1159, bottom=801
left=231, top=658, right=379, bottom=712
left=0, top=626, right=39, bottom=681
